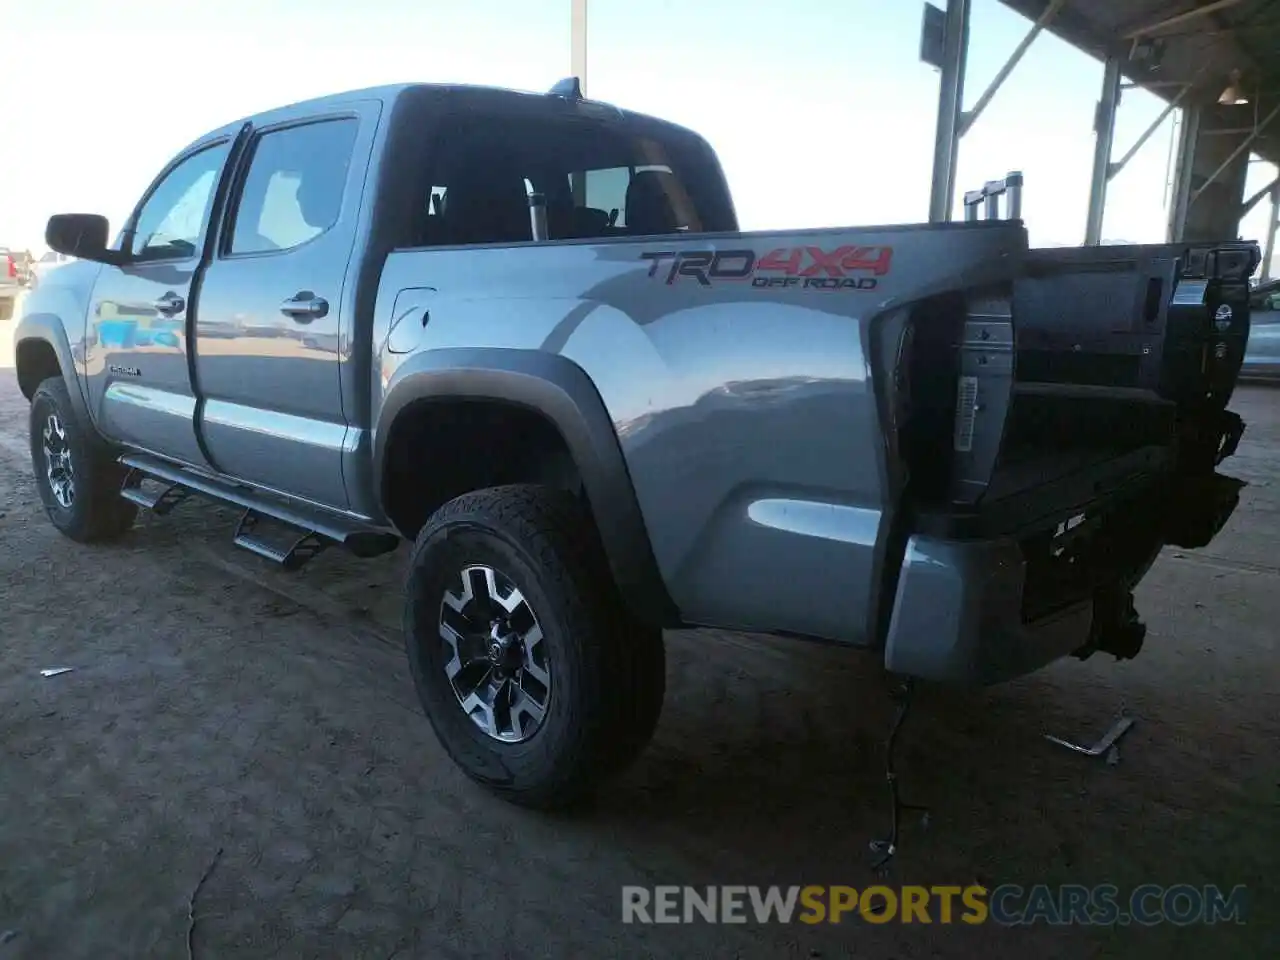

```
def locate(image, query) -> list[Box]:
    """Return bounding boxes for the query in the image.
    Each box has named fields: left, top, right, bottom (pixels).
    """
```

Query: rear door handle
left=280, top=292, right=329, bottom=323
left=153, top=292, right=185, bottom=315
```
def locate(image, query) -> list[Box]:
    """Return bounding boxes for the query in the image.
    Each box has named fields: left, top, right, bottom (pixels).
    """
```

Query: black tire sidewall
left=29, top=377, right=133, bottom=542
left=30, top=381, right=89, bottom=536
left=405, top=517, right=604, bottom=798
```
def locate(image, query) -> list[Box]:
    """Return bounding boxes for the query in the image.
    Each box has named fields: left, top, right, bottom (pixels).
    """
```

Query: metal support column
left=1189, top=101, right=1280, bottom=207
left=929, top=0, right=971, bottom=223
left=1168, top=106, right=1200, bottom=242
left=1085, top=56, right=1123, bottom=245
left=1262, top=180, right=1280, bottom=281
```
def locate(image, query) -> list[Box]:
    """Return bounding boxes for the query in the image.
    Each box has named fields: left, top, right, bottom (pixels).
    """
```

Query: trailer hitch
left=1179, top=409, right=1245, bottom=473
left=1075, top=586, right=1147, bottom=662
left=1163, top=472, right=1246, bottom=550
left=1214, top=410, right=1245, bottom=465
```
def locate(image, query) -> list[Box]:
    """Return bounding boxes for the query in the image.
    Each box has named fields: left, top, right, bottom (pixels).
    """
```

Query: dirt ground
left=0, top=317, right=1275, bottom=959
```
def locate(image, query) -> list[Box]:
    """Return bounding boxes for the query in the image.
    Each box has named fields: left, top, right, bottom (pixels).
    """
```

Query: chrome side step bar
left=119, top=453, right=399, bottom=569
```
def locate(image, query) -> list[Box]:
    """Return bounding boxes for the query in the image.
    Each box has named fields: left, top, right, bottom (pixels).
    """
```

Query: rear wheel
left=404, top=484, right=665, bottom=808
left=29, top=377, right=136, bottom=543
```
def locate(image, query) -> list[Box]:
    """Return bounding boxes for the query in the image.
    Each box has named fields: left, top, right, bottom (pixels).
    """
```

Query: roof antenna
left=548, top=77, right=583, bottom=101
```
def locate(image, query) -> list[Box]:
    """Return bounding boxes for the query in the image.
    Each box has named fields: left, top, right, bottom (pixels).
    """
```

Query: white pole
left=571, top=0, right=588, bottom=96
left=571, top=0, right=589, bottom=207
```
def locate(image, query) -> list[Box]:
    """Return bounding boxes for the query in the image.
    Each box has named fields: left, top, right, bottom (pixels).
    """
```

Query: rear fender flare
left=374, top=347, right=679, bottom=626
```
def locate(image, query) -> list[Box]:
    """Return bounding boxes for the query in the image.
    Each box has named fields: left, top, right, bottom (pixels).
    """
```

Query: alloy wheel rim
left=438, top=564, right=551, bottom=743
left=42, top=412, right=75, bottom=509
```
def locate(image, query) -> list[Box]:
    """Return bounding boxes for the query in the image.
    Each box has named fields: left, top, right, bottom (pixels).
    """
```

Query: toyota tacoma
left=14, top=79, right=1256, bottom=807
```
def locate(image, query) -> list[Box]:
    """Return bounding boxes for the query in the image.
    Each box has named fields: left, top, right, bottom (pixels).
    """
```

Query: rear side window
left=228, top=118, right=358, bottom=255
left=416, top=112, right=734, bottom=247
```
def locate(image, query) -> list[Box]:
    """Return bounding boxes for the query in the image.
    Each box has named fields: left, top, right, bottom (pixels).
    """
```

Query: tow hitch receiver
left=1163, top=472, right=1246, bottom=550
left=1078, top=587, right=1147, bottom=662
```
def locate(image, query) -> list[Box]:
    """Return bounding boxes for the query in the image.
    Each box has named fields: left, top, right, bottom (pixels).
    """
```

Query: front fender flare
left=375, top=347, right=679, bottom=626
left=14, top=311, right=92, bottom=425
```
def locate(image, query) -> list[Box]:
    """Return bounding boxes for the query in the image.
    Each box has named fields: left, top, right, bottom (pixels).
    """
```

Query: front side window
left=130, top=142, right=231, bottom=260
left=228, top=119, right=359, bottom=255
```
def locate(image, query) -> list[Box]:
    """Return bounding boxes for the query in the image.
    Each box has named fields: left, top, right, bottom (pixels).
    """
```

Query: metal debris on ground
left=1044, top=714, right=1136, bottom=759
left=39, top=667, right=74, bottom=678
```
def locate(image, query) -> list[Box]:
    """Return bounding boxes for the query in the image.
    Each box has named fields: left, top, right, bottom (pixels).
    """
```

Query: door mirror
left=45, top=213, right=125, bottom=265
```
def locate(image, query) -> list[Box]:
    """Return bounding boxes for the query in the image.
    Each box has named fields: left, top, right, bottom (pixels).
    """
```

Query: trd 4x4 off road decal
left=639, top=245, right=893, bottom=290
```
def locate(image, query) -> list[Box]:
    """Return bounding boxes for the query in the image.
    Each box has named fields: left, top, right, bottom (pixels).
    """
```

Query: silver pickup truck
left=14, top=79, right=1256, bottom=808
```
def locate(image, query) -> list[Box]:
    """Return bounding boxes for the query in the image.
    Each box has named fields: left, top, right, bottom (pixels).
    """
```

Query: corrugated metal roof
left=999, top=0, right=1280, bottom=164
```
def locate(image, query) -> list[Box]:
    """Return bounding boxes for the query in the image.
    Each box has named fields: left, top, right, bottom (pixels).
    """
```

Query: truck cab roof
left=182, top=81, right=704, bottom=160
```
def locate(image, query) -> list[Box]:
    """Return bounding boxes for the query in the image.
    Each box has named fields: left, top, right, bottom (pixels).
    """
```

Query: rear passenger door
left=193, top=105, right=377, bottom=509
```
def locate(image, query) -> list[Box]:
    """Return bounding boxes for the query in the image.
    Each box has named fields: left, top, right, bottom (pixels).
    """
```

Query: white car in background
left=27, top=250, right=75, bottom=289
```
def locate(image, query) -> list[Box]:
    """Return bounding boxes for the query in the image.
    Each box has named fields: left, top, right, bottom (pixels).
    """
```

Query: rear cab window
left=414, top=102, right=736, bottom=247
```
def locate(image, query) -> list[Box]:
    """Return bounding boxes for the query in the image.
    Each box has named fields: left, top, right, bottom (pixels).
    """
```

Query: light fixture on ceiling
left=1130, top=38, right=1165, bottom=71
left=1219, top=69, right=1249, bottom=105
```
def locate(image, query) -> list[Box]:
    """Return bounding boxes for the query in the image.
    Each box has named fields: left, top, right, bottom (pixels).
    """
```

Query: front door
left=86, top=140, right=234, bottom=465
left=193, top=109, right=374, bottom=509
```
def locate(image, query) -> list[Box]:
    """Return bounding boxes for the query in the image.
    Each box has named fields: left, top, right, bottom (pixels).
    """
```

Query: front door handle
left=153, top=292, right=185, bottom=315
left=280, top=292, right=329, bottom=323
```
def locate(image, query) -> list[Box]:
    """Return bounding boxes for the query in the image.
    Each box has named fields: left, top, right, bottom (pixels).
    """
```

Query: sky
left=1, top=0, right=1276, bottom=254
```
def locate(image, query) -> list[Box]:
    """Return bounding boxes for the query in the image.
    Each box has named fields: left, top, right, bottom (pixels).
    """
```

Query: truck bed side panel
left=373, top=222, right=1024, bottom=644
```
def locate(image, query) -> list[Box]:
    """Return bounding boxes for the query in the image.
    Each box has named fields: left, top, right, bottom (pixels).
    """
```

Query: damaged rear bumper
left=883, top=535, right=1094, bottom=685
left=883, top=467, right=1246, bottom=686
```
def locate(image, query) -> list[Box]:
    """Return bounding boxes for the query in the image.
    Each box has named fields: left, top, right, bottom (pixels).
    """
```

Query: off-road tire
left=29, top=376, right=136, bottom=542
left=404, top=483, right=665, bottom=808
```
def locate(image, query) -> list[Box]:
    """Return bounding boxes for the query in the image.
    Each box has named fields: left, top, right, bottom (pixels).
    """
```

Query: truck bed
left=373, top=221, right=1254, bottom=663
left=926, top=239, right=1255, bottom=519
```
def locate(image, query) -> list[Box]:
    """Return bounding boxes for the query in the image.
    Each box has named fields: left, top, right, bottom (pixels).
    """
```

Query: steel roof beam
left=1123, top=0, right=1250, bottom=40
left=959, top=0, right=1065, bottom=136
left=1109, top=69, right=1205, bottom=179
left=1242, top=175, right=1280, bottom=216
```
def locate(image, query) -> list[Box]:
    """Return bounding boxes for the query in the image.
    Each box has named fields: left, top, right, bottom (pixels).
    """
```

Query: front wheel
left=29, top=377, right=136, bottom=543
left=404, top=484, right=665, bottom=809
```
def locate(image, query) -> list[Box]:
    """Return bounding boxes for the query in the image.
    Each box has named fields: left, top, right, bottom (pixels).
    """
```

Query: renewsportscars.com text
left=621, top=884, right=1248, bottom=926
